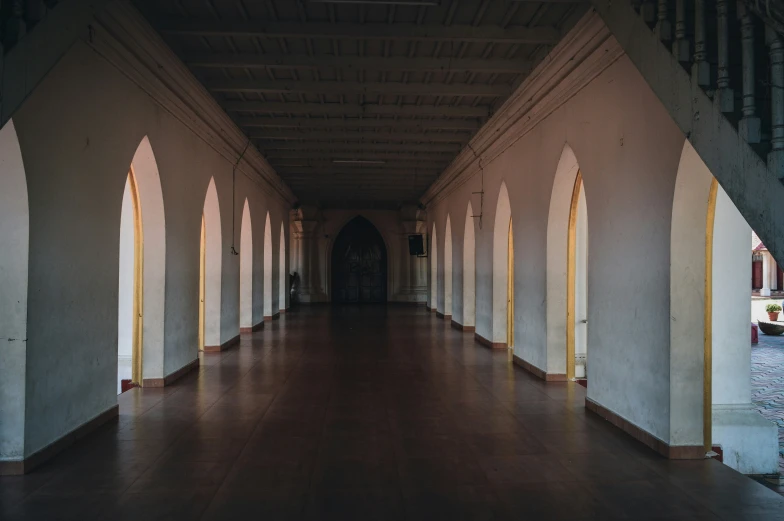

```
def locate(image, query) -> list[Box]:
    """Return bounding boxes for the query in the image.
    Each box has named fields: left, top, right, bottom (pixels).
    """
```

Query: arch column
left=711, top=187, right=779, bottom=474
left=394, top=212, right=427, bottom=303
left=292, top=206, right=325, bottom=303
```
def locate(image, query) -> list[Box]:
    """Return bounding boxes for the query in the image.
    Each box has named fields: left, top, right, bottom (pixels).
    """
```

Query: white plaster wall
left=545, top=145, right=580, bottom=375
left=444, top=216, right=453, bottom=317
left=669, top=141, right=712, bottom=447
left=279, top=221, right=287, bottom=310
left=203, top=178, right=223, bottom=347
left=574, top=187, right=588, bottom=359
left=431, top=224, right=438, bottom=309
left=264, top=212, right=273, bottom=317
left=132, top=138, right=167, bottom=381
left=117, top=179, right=134, bottom=361
left=425, top=55, right=686, bottom=443
left=12, top=41, right=290, bottom=458
left=240, top=200, right=253, bottom=328
left=712, top=187, right=752, bottom=406
left=461, top=202, right=476, bottom=328
left=491, top=183, right=512, bottom=344
left=0, top=119, right=28, bottom=461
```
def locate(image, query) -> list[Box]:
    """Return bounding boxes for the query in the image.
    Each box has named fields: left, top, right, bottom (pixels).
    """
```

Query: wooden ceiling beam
left=271, top=160, right=449, bottom=168
left=257, top=141, right=461, bottom=153
left=250, top=129, right=469, bottom=143
left=158, top=20, right=561, bottom=44
left=265, top=151, right=453, bottom=161
left=223, top=101, right=489, bottom=117
left=238, top=116, right=481, bottom=131
left=208, top=79, right=511, bottom=98
left=185, top=52, right=533, bottom=74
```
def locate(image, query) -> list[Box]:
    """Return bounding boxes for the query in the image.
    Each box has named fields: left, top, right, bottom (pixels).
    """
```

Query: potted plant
left=766, top=303, right=782, bottom=321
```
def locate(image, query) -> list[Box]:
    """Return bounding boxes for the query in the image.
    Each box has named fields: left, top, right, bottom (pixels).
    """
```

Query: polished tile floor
left=3, top=306, right=784, bottom=520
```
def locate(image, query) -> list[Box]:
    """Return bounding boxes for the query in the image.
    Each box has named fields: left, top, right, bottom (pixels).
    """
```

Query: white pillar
left=761, top=251, right=771, bottom=297
left=392, top=206, right=428, bottom=303
left=711, top=187, right=778, bottom=475
left=293, top=219, right=324, bottom=303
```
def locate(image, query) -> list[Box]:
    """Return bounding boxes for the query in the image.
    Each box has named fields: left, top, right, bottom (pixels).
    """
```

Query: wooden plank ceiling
left=133, top=0, right=589, bottom=209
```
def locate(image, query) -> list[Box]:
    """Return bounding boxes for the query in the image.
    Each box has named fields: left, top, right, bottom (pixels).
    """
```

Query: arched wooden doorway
left=331, top=216, right=387, bottom=304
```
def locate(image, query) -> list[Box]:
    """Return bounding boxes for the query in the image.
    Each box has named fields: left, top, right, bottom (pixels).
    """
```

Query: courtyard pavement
left=752, top=331, right=784, bottom=476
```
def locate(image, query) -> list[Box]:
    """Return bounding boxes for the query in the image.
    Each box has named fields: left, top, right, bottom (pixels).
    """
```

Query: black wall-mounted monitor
left=408, top=234, right=425, bottom=256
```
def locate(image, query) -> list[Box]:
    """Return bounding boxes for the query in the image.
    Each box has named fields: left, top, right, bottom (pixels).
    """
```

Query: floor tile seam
left=118, top=347, right=274, bottom=502
left=410, top=313, right=500, bottom=487
left=128, top=349, right=245, bottom=418
left=197, top=346, right=310, bottom=521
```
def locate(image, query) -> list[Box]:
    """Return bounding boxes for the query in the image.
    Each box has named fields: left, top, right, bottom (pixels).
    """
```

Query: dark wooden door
left=752, top=260, right=763, bottom=289
left=331, top=216, right=387, bottom=304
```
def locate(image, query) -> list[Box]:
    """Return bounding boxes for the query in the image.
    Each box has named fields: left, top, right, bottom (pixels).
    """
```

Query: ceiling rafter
left=249, top=129, right=470, bottom=142
left=263, top=151, right=454, bottom=161
left=237, top=116, right=481, bottom=130
left=185, top=52, right=533, bottom=74
left=157, top=19, right=562, bottom=44
left=208, top=78, right=511, bottom=97
left=256, top=141, right=461, bottom=152
left=223, top=101, right=490, bottom=117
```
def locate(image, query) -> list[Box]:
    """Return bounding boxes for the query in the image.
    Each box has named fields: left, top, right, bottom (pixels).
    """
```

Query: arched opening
left=430, top=223, right=438, bottom=310
left=201, top=177, right=222, bottom=350
left=444, top=215, right=453, bottom=319
left=671, top=141, right=778, bottom=474
left=0, top=119, right=29, bottom=460
left=239, top=199, right=253, bottom=332
left=264, top=212, right=273, bottom=318
left=279, top=221, right=287, bottom=312
left=507, top=219, right=515, bottom=351
left=544, top=144, right=587, bottom=380
left=331, top=216, right=387, bottom=304
left=117, top=171, right=143, bottom=392
left=567, top=172, right=589, bottom=381
left=117, top=137, right=166, bottom=392
left=199, top=215, right=206, bottom=350
left=492, top=182, right=512, bottom=345
left=463, top=202, right=476, bottom=329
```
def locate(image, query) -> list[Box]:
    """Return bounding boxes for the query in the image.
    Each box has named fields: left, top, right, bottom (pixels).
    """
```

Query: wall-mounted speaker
left=408, top=234, right=425, bottom=256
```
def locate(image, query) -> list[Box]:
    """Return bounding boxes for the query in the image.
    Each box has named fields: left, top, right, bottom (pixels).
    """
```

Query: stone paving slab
left=751, top=331, right=784, bottom=475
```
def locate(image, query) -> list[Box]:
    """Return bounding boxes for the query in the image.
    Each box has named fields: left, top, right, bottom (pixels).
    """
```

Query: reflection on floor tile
left=2, top=307, right=783, bottom=520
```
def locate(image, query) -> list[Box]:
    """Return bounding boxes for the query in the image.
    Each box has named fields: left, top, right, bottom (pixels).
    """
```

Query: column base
left=586, top=398, right=705, bottom=459
left=712, top=404, right=779, bottom=475
left=0, top=405, right=119, bottom=475
left=142, top=358, right=199, bottom=387
left=761, top=288, right=772, bottom=297
left=512, top=355, right=567, bottom=381
left=451, top=320, right=475, bottom=332
left=475, top=333, right=506, bottom=349
left=204, top=334, right=240, bottom=352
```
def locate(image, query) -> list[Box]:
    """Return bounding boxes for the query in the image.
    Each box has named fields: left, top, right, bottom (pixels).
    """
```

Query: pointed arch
left=331, top=216, right=388, bottom=303
left=545, top=144, right=581, bottom=376
left=492, top=182, right=512, bottom=344
left=463, top=201, right=476, bottom=328
left=201, top=177, right=222, bottom=349
left=0, top=119, right=29, bottom=460
left=117, top=137, right=166, bottom=388
left=240, top=199, right=253, bottom=330
left=444, top=215, right=453, bottom=318
left=279, top=221, right=287, bottom=312
left=264, top=212, right=273, bottom=318
left=430, top=222, right=438, bottom=310
left=567, top=172, right=588, bottom=379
